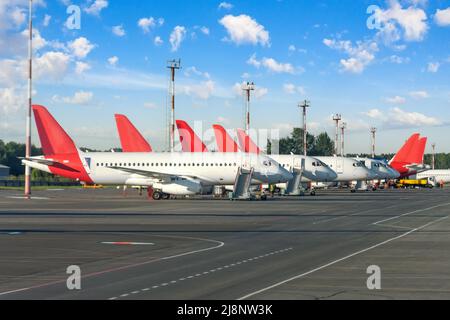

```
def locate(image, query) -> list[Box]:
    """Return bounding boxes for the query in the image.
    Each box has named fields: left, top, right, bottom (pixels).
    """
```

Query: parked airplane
left=356, top=158, right=400, bottom=180
left=389, top=133, right=430, bottom=178
left=22, top=105, right=293, bottom=200
left=212, top=125, right=337, bottom=183
left=233, top=128, right=369, bottom=183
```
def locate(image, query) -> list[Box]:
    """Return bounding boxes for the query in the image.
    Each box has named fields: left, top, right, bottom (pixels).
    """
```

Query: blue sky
left=0, top=0, right=449, bottom=154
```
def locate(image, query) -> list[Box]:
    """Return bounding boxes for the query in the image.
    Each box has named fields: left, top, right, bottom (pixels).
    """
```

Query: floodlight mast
left=332, top=114, right=342, bottom=156
left=299, top=100, right=311, bottom=156
left=242, top=82, right=255, bottom=135
left=167, top=59, right=181, bottom=152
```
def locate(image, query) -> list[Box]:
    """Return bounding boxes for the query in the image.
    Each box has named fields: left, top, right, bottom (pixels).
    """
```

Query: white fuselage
left=417, top=170, right=450, bottom=184
left=25, top=151, right=292, bottom=190
left=357, top=158, right=400, bottom=180
left=316, top=156, right=374, bottom=182
left=269, top=155, right=338, bottom=182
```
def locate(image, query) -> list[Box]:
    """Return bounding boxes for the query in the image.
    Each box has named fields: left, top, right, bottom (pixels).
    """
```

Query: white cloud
left=232, top=82, right=268, bottom=99
left=84, top=0, right=108, bottom=16
left=409, top=90, right=429, bottom=99
left=219, top=14, right=270, bottom=47
left=247, top=54, right=296, bottom=74
left=10, top=7, right=26, bottom=27
left=108, top=56, right=119, bottom=66
left=323, top=38, right=378, bottom=73
left=434, top=8, right=450, bottom=26
left=154, top=36, right=163, bottom=46
left=184, top=66, right=210, bottom=79
left=374, top=0, right=428, bottom=43
left=218, top=2, right=233, bottom=10
left=427, top=62, right=440, bottom=73
left=0, top=51, right=70, bottom=85
left=283, top=83, right=306, bottom=96
left=388, top=55, right=410, bottom=64
left=20, top=28, right=48, bottom=51
left=389, top=107, right=441, bottom=127
left=385, top=96, right=406, bottom=104
left=43, top=14, right=51, bottom=27
left=0, top=86, right=26, bottom=115
left=53, top=91, right=94, bottom=105
left=75, top=61, right=91, bottom=75
left=34, top=51, right=71, bottom=80
left=183, top=80, right=215, bottom=100
left=363, top=108, right=384, bottom=119
left=169, top=26, right=186, bottom=52
left=112, top=25, right=126, bottom=37
left=68, top=37, right=95, bottom=59
left=200, top=26, right=210, bottom=35
left=138, top=17, right=164, bottom=33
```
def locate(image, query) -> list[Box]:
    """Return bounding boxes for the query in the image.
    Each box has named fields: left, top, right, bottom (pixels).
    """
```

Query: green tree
left=311, top=132, right=334, bottom=156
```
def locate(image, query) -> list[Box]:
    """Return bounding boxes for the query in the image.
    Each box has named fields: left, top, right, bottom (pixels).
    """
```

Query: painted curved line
left=0, top=235, right=225, bottom=297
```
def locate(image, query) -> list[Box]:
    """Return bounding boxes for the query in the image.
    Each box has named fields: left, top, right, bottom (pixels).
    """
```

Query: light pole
left=242, top=82, right=255, bottom=135
left=332, top=114, right=342, bottom=156
left=167, top=59, right=181, bottom=152
left=432, top=143, right=436, bottom=170
left=370, top=127, right=377, bottom=158
left=299, top=100, right=310, bottom=156
left=24, top=0, right=33, bottom=199
left=341, top=122, right=347, bottom=157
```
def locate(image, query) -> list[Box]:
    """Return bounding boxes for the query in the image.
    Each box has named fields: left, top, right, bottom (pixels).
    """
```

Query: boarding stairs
left=286, top=158, right=306, bottom=196
left=232, top=167, right=254, bottom=200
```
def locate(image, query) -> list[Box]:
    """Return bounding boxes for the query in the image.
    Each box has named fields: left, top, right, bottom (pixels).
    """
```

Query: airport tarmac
left=0, top=187, right=449, bottom=300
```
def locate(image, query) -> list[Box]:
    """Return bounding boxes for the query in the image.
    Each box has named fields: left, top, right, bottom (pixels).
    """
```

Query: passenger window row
left=96, top=162, right=238, bottom=168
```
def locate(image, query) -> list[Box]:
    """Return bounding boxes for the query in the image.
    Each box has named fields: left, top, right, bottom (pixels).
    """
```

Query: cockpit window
left=263, top=160, right=273, bottom=167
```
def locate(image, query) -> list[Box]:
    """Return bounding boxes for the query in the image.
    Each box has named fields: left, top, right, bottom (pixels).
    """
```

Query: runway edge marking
left=238, top=216, right=448, bottom=300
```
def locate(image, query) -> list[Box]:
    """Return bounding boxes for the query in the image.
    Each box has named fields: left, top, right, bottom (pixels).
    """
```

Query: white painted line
left=373, top=203, right=450, bottom=225
left=238, top=216, right=448, bottom=300
left=0, top=287, right=31, bottom=297
left=0, top=235, right=225, bottom=298
left=109, top=247, right=294, bottom=300
left=101, top=242, right=154, bottom=246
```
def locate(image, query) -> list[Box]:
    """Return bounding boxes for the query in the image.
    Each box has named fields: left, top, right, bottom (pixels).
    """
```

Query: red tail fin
left=176, top=120, right=208, bottom=152
left=390, top=133, right=420, bottom=164
left=410, top=137, right=427, bottom=164
left=32, top=105, right=78, bottom=156
left=213, top=125, right=240, bottom=153
left=115, top=114, right=153, bottom=153
left=236, top=129, right=261, bottom=154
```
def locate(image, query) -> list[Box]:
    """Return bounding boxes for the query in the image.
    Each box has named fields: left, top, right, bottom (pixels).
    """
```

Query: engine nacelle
left=153, top=180, right=202, bottom=196
left=124, top=178, right=202, bottom=195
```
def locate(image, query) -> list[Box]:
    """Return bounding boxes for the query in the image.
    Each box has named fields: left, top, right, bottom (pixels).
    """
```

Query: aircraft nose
left=328, top=169, right=338, bottom=181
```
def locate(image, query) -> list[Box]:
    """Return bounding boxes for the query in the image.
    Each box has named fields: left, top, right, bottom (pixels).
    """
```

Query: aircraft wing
left=107, top=166, right=200, bottom=182
left=19, top=157, right=57, bottom=166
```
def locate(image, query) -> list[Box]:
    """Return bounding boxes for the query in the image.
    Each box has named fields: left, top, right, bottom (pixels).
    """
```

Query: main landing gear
left=150, top=190, right=171, bottom=201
